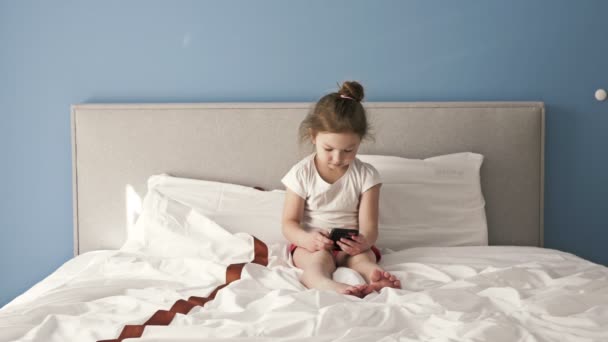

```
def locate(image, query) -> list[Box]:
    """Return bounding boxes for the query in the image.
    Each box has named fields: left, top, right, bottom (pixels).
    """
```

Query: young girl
left=281, top=81, right=401, bottom=298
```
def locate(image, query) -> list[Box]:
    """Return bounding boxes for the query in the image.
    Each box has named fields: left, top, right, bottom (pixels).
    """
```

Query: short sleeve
left=281, top=164, right=307, bottom=199
left=361, top=163, right=382, bottom=193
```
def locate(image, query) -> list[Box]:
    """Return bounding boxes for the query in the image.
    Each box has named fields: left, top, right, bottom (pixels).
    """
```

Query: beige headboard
left=71, top=102, right=544, bottom=255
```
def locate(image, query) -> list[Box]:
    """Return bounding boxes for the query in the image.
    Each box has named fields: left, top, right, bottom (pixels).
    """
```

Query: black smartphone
left=329, top=228, right=359, bottom=250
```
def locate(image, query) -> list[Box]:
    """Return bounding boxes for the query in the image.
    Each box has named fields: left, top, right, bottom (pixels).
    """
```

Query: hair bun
left=338, top=81, right=365, bottom=102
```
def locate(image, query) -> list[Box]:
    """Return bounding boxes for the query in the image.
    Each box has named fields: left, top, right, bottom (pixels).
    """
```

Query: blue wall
left=1, top=0, right=607, bottom=307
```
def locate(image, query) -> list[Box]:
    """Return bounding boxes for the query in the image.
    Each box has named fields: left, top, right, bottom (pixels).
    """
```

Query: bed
left=1, top=102, right=607, bottom=342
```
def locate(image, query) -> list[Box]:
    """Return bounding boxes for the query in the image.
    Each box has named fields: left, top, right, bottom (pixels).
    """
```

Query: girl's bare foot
left=359, top=284, right=376, bottom=297
left=338, top=284, right=373, bottom=298
left=369, top=269, right=401, bottom=291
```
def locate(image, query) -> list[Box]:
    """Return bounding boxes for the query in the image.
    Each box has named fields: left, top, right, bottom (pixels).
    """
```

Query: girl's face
left=311, top=131, right=361, bottom=171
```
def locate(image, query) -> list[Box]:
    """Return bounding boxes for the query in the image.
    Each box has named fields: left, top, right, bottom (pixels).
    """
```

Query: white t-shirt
left=281, top=153, right=382, bottom=231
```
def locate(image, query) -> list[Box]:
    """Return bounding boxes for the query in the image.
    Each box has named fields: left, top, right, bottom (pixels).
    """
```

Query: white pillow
left=358, top=153, right=488, bottom=250
left=128, top=174, right=287, bottom=247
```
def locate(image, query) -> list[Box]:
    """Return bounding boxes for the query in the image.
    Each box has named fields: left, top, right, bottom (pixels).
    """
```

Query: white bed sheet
left=2, top=237, right=607, bottom=341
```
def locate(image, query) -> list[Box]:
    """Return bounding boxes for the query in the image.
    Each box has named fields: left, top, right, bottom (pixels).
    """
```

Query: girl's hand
left=305, top=230, right=334, bottom=252
left=337, top=233, right=371, bottom=256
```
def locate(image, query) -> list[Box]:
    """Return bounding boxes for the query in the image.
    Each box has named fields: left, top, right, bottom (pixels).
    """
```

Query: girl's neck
left=313, top=154, right=349, bottom=184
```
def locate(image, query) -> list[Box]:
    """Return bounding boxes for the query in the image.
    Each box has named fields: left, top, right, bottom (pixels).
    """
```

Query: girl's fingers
left=343, top=236, right=371, bottom=253
left=340, top=237, right=353, bottom=244
left=337, top=241, right=358, bottom=255
left=340, top=237, right=359, bottom=248
left=353, top=235, right=368, bottom=246
left=316, top=234, right=331, bottom=245
left=316, top=236, right=334, bottom=250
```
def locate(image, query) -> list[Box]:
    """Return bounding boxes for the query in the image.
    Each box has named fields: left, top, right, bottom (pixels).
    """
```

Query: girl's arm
left=281, top=189, right=307, bottom=243
left=282, top=189, right=333, bottom=251
left=357, top=184, right=382, bottom=245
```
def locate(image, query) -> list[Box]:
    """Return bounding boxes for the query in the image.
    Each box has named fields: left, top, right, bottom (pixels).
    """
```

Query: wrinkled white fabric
left=121, top=187, right=254, bottom=263
left=2, top=229, right=608, bottom=341
left=137, top=174, right=287, bottom=245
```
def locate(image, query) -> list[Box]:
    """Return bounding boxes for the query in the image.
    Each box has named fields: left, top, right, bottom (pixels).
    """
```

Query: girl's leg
left=340, top=250, right=401, bottom=291
left=293, top=248, right=368, bottom=297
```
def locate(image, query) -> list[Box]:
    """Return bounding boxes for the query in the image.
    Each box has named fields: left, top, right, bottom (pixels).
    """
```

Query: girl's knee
left=344, top=249, right=377, bottom=267
left=311, top=250, right=337, bottom=267
left=295, top=249, right=336, bottom=272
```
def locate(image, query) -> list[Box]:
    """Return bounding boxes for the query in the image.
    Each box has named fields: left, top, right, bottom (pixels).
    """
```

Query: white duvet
left=2, top=230, right=608, bottom=342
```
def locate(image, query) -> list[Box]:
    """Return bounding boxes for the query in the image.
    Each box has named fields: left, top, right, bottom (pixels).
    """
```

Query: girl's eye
left=324, top=148, right=333, bottom=152
left=344, top=149, right=353, bottom=153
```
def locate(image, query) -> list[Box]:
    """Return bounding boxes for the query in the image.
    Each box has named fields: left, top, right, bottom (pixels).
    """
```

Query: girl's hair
left=299, top=81, right=371, bottom=143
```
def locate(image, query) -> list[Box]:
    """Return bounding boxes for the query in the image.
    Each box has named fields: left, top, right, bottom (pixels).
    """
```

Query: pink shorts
left=289, top=243, right=382, bottom=263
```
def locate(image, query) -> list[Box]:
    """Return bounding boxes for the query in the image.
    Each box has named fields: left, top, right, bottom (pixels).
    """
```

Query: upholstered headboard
left=71, top=102, right=544, bottom=255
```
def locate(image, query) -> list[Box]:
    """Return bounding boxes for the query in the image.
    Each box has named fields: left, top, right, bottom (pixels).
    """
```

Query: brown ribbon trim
left=98, top=237, right=268, bottom=342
